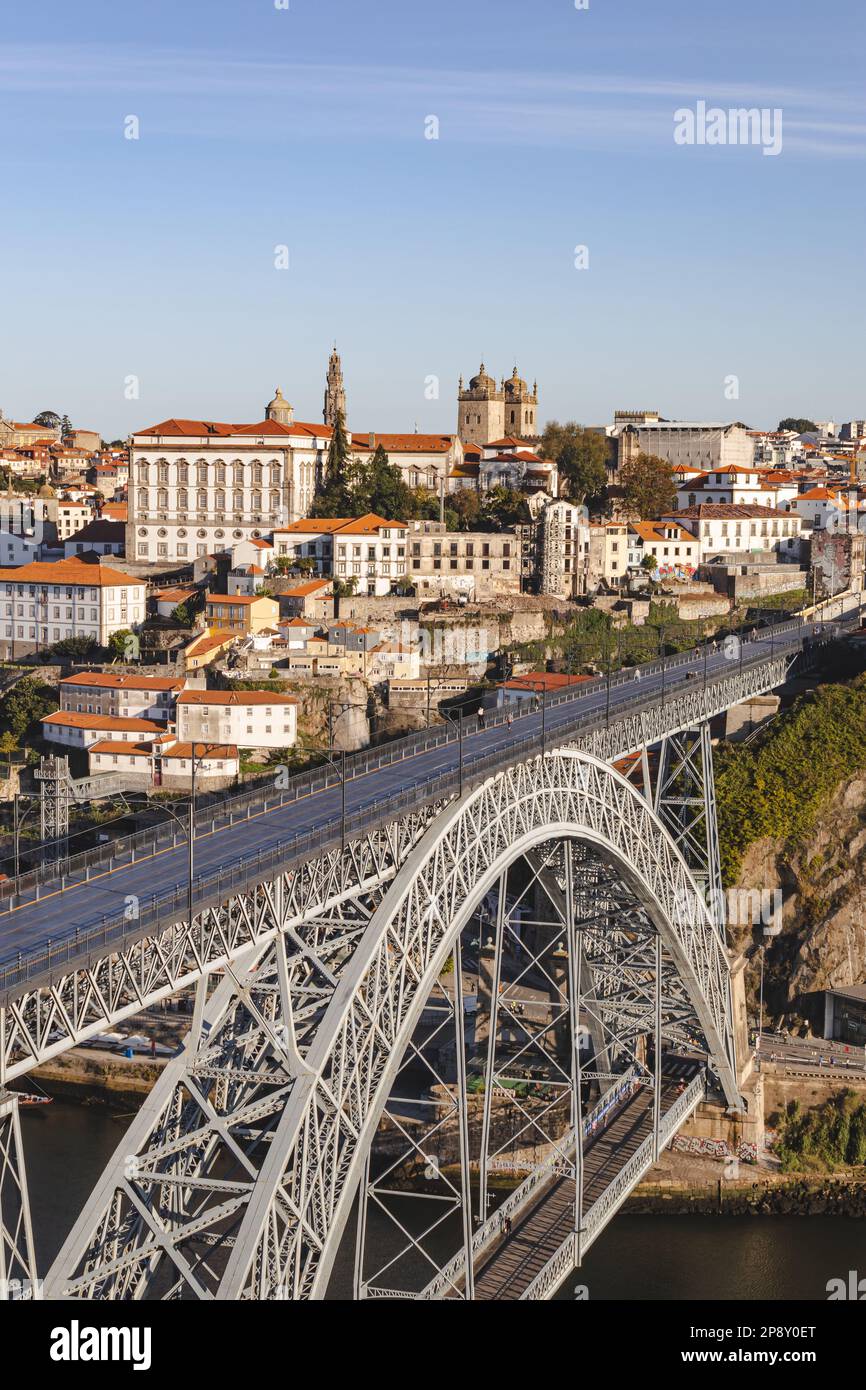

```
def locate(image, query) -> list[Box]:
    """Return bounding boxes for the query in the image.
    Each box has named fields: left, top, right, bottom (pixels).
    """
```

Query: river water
left=20, top=1100, right=864, bottom=1301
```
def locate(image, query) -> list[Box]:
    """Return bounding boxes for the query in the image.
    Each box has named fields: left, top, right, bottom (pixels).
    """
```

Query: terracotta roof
left=0, top=558, right=144, bottom=586
left=43, top=711, right=166, bottom=733
left=135, top=418, right=333, bottom=440
left=161, top=742, right=239, bottom=760
left=89, top=741, right=157, bottom=758
left=665, top=504, right=797, bottom=521
left=630, top=521, right=697, bottom=544
left=60, top=673, right=183, bottom=692
left=274, top=513, right=405, bottom=536
left=154, top=587, right=198, bottom=603
left=350, top=433, right=455, bottom=454
left=206, top=593, right=276, bottom=606
left=184, top=630, right=237, bottom=657
left=280, top=579, right=332, bottom=596
left=178, top=690, right=296, bottom=706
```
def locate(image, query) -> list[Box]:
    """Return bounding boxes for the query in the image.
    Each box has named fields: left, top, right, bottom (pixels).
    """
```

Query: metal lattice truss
left=572, top=654, right=793, bottom=763
left=45, top=749, right=737, bottom=1302
left=0, top=810, right=437, bottom=1085
left=0, top=1092, right=38, bottom=1300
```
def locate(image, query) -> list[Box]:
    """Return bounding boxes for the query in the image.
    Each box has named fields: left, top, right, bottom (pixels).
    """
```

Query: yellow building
left=203, top=593, right=279, bottom=635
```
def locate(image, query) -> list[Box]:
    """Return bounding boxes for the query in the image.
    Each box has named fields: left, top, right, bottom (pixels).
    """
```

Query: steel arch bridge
left=41, top=749, right=737, bottom=1302
left=5, top=613, right=854, bottom=1302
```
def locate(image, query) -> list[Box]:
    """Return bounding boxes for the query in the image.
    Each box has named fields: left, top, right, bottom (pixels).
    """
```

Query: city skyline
left=2, top=0, right=864, bottom=437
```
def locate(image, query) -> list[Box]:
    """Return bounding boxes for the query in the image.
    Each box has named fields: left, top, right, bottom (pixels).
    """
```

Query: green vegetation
left=540, top=421, right=609, bottom=504
left=777, top=418, right=817, bottom=435
left=0, top=676, right=58, bottom=747
left=716, top=675, right=866, bottom=883
left=619, top=451, right=677, bottom=519
left=775, top=1092, right=866, bottom=1172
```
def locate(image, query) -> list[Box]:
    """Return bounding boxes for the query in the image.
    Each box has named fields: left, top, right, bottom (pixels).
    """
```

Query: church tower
left=324, top=347, right=347, bottom=428
left=457, top=363, right=505, bottom=447
left=502, top=367, right=538, bottom=439
left=265, top=387, right=294, bottom=426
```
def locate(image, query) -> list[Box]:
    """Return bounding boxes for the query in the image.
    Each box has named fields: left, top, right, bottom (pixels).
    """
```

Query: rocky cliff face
left=731, top=771, right=866, bottom=1022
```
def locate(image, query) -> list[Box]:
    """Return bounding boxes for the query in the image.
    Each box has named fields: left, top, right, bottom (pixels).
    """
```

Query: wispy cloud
left=1, top=44, right=864, bottom=157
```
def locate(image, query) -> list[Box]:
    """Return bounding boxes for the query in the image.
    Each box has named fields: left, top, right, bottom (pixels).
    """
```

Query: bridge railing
left=0, top=607, right=841, bottom=912
left=0, top=635, right=820, bottom=996
left=0, top=613, right=821, bottom=915
left=520, top=1070, right=706, bottom=1300
left=418, top=1066, right=641, bottom=1299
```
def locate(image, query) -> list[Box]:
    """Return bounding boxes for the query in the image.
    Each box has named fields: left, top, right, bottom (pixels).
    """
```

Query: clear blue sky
left=2, top=0, right=864, bottom=439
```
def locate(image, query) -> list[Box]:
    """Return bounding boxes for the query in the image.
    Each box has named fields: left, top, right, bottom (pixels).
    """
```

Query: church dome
left=265, top=387, right=293, bottom=424
left=504, top=366, right=528, bottom=397
left=37, top=482, right=56, bottom=498
left=469, top=363, right=495, bottom=391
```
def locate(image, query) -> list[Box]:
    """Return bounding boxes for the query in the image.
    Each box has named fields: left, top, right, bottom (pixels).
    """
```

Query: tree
left=778, top=418, right=818, bottom=434
left=409, top=487, right=440, bottom=521
left=309, top=409, right=354, bottom=517
left=619, top=452, right=677, bottom=520
left=445, top=489, right=481, bottom=532
left=33, top=411, right=62, bottom=432
left=0, top=677, right=57, bottom=741
left=60, top=414, right=73, bottom=441
left=541, top=421, right=610, bottom=503
left=171, top=603, right=194, bottom=628
left=108, top=629, right=138, bottom=661
left=352, top=444, right=413, bottom=520
left=481, top=486, right=528, bottom=529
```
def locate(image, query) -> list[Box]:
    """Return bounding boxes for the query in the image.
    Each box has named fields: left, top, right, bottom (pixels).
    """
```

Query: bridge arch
left=217, top=748, right=738, bottom=1300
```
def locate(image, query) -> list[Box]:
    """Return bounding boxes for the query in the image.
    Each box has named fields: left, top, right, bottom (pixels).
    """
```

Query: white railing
left=520, top=1071, right=705, bottom=1300
left=417, top=1067, right=640, bottom=1300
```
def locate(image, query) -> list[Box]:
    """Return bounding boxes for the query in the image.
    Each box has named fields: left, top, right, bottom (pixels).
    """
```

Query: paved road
left=471, top=1059, right=700, bottom=1300
left=0, top=619, right=842, bottom=970
left=756, top=1032, right=866, bottom=1077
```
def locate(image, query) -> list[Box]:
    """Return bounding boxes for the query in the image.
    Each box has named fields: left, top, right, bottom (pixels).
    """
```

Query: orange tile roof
left=280, top=579, right=332, bottom=596
left=178, top=690, right=296, bottom=706
left=43, top=711, right=166, bottom=733
left=630, top=521, right=696, bottom=544
left=0, top=558, right=144, bottom=586
left=61, top=672, right=183, bottom=692
left=274, top=513, right=405, bottom=536
left=206, top=593, right=276, bottom=606
left=135, top=418, right=332, bottom=440
left=350, top=433, right=455, bottom=453
left=89, top=740, right=157, bottom=758
left=161, top=741, right=239, bottom=760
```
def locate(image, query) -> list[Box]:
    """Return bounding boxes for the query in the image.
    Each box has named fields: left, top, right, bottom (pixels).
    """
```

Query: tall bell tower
left=324, top=346, right=347, bottom=428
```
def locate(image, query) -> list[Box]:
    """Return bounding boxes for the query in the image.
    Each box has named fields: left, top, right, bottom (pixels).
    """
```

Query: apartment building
left=406, top=520, right=521, bottom=598
left=628, top=521, right=700, bottom=576
left=88, top=737, right=239, bottom=790
left=41, top=710, right=168, bottom=749
left=176, top=689, right=298, bottom=749
left=0, top=558, right=146, bottom=657
left=203, top=593, right=279, bottom=635
left=661, top=504, right=804, bottom=559
left=539, top=501, right=591, bottom=599
left=58, top=672, right=185, bottom=722
left=349, top=432, right=464, bottom=490
left=272, top=514, right=408, bottom=596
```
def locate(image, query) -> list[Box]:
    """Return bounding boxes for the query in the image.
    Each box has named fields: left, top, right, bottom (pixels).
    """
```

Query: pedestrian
left=504, top=1215, right=513, bottom=1238
left=477, top=706, right=485, bottom=730
left=506, top=712, right=513, bottom=730
left=633, top=667, right=641, bottom=681
left=150, top=1037, right=157, bottom=1059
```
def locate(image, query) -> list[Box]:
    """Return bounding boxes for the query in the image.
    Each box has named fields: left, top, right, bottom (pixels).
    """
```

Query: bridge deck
left=472, top=1062, right=698, bottom=1300
left=0, top=626, right=813, bottom=986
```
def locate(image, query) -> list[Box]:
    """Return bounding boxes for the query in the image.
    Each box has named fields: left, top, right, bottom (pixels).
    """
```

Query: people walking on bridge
left=633, top=667, right=641, bottom=681
left=506, top=712, right=514, bottom=730
left=504, top=1215, right=513, bottom=1238
left=477, top=706, right=485, bottom=730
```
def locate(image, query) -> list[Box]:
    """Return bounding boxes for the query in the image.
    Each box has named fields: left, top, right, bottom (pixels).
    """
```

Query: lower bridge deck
left=472, top=1060, right=700, bottom=1300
